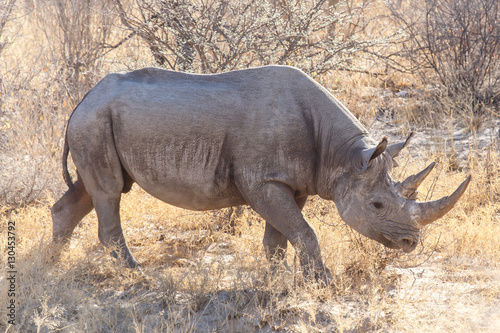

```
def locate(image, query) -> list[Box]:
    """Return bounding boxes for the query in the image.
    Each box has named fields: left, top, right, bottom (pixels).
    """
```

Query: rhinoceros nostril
left=398, top=238, right=416, bottom=253
left=401, top=238, right=413, bottom=246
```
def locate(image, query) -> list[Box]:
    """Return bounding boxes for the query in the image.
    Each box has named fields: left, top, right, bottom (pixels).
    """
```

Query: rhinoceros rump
left=51, top=66, right=470, bottom=283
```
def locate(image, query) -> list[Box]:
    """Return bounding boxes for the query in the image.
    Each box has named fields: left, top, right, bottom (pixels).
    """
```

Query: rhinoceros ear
left=360, top=137, right=387, bottom=172
left=386, top=131, right=414, bottom=160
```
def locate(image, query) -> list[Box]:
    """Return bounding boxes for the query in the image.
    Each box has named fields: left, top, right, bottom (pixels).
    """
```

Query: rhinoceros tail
left=62, top=90, right=93, bottom=192
left=62, top=124, right=74, bottom=192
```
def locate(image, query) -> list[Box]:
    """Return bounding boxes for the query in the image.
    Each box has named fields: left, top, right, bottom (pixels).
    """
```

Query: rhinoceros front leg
left=263, top=196, right=308, bottom=264
left=245, top=182, right=331, bottom=284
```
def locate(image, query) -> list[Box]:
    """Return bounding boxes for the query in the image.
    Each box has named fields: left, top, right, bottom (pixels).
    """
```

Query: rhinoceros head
left=333, top=133, right=470, bottom=253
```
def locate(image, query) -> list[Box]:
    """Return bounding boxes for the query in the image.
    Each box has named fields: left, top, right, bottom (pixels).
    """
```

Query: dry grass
left=1, top=1, right=500, bottom=332
left=0, top=154, right=498, bottom=332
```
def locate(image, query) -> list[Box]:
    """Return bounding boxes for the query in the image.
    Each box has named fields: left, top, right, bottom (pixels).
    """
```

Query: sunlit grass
left=1, top=152, right=498, bottom=331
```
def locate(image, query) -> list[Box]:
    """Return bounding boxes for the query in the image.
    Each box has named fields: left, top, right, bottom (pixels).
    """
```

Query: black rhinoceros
left=51, top=66, right=470, bottom=282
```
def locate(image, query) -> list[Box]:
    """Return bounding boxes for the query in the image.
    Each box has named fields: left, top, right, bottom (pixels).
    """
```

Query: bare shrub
left=0, top=1, right=122, bottom=206
left=114, top=0, right=383, bottom=76
left=0, top=0, right=16, bottom=56
left=0, top=0, right=16, bottom=122
left=385, top=0, right=500, bottom=106
left=0, top=62, right=69, bottom=205
left=33, top=0, right=119, bottom=104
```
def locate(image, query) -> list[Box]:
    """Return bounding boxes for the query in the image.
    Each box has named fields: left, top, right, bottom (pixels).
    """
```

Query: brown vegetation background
left=0, top=0, right=499, bottom=332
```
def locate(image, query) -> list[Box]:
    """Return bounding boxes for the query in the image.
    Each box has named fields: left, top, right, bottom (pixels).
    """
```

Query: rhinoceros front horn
left=412, top=175, right=471, bottom=227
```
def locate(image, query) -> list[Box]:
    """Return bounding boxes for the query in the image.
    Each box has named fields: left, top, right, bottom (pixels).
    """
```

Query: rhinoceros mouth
left=378, top=231, right=419, bottom=253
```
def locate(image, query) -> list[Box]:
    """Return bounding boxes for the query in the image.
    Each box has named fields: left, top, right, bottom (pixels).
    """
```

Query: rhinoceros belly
left=116, top=130, right=245, bottom=211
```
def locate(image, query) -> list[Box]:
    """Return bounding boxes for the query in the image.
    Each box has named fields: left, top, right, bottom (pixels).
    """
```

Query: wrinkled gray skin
left=52, top=66, right=470, bottom=283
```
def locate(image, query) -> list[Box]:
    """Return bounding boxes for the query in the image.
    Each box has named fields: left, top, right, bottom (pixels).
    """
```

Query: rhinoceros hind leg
left=52, top=179, right=94, bottom=244
left=92, top=194, right=139, bottom=268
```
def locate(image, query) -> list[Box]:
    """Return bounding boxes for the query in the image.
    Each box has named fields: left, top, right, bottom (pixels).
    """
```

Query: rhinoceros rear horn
left=397, top=162, right=436, bottom=198
left=412, top=175, right=471, bottom=227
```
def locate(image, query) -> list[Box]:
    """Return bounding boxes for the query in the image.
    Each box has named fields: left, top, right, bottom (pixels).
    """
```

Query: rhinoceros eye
left=372, top=202, right=384, bottom=210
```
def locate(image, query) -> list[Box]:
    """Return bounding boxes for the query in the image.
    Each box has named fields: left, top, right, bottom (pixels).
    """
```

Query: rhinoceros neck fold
left=304, top=83, right=372, bottom=199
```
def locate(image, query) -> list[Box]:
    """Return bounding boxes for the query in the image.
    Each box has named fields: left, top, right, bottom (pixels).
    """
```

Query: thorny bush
left=385, top=0, right=500, bottom=107
left=114, top=0, right=385, bottom=76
